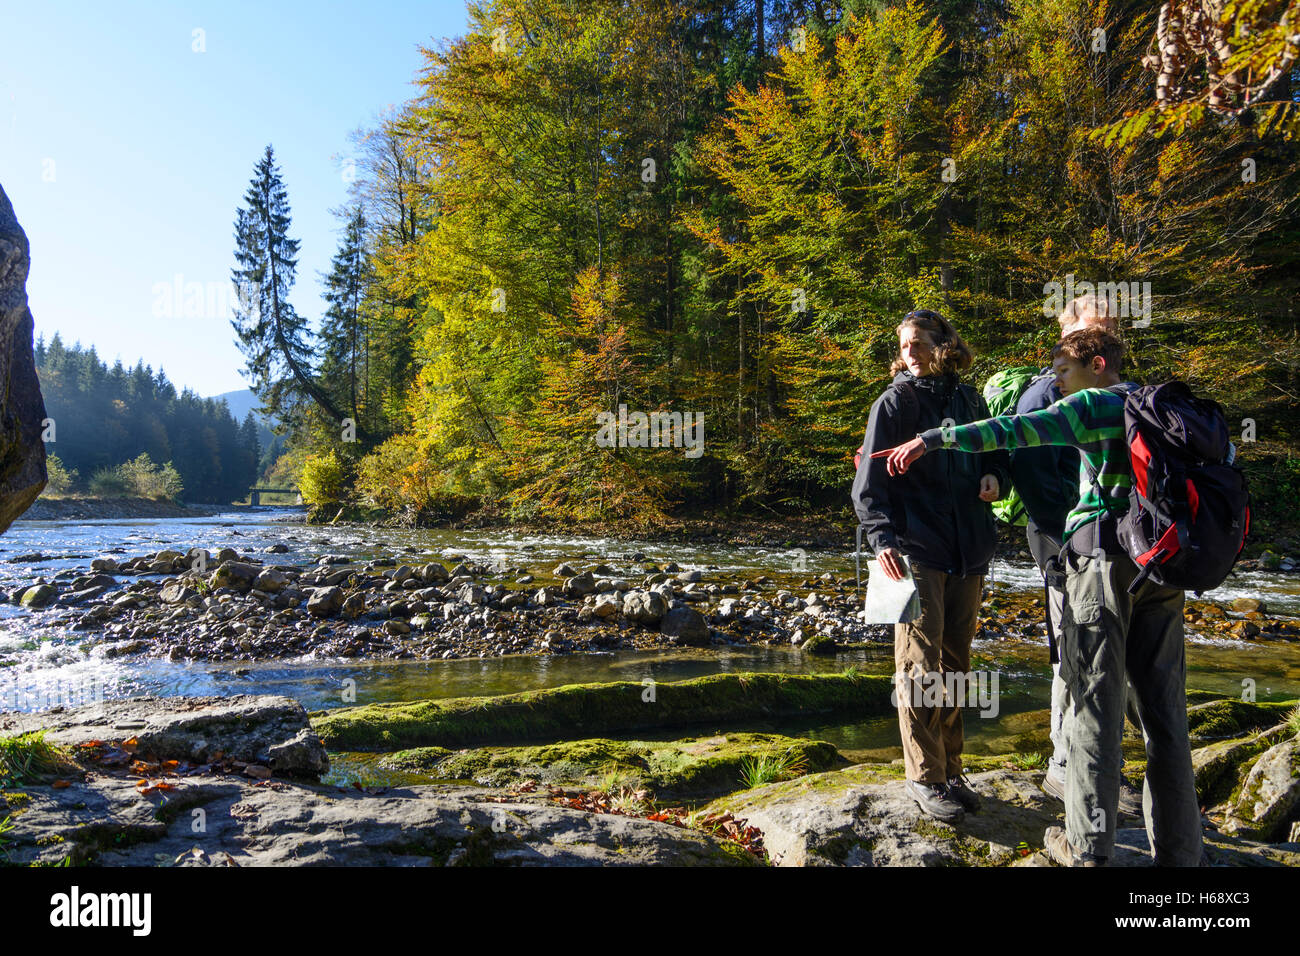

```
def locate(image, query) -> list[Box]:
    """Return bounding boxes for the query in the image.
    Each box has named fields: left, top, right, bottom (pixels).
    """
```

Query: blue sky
left=0, top=0, right=469, bottom=397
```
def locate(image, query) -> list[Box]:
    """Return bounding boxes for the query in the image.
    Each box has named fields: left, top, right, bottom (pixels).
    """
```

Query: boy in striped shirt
left=875, top=328, right=1202, bottom=867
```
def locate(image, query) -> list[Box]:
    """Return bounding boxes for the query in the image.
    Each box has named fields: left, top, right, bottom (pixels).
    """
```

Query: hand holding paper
left=861, top=551, right=921, bottom=624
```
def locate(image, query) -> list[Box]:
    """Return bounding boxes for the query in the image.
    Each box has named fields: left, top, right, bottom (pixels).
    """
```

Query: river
left=2, top=507, right=1297, bottom=782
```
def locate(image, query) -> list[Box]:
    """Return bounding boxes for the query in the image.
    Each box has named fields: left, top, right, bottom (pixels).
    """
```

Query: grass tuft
left=1007, top=751, right=1048, bottom=770
left=0, top=732, right=78, bottom=789
left=739, top=747, right=809, bottom=789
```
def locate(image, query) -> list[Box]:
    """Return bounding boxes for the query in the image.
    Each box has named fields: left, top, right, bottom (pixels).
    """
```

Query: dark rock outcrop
left=0, top=182, right=47, bottom=531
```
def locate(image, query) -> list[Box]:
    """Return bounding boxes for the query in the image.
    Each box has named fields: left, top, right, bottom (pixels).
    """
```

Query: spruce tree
left=319, top=204, right=371, bottom=430
left=231, top=144, right=358, bottom=439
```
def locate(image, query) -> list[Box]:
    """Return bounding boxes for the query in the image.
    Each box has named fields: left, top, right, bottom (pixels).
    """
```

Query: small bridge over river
left=247, top=487, right=301, bottom=506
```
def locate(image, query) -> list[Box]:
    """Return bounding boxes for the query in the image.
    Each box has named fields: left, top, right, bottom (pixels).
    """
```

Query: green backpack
left=981, top=366, right=1042, bottom=527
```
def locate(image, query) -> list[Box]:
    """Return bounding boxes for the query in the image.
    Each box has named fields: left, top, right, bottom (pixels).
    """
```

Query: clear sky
left=0, top=0, right=469, bottom=397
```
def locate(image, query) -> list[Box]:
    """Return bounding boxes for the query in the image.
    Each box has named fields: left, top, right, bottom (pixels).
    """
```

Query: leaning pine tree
left=230, top=144, right=361, bottom=444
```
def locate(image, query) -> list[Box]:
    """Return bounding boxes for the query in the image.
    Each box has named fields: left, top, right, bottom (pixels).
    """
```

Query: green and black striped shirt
left=919, top=384, right=1135, bottom=542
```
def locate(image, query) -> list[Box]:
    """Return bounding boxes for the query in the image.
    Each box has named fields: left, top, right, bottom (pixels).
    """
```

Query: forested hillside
left=35, top=336, right=260, bottom=503
left=234, top=0, right=1300, bottom=534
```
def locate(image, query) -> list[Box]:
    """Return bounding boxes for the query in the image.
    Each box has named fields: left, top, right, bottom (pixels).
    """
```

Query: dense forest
left=236, top=0, right=1300, bottom=535
left=35, top=336, right=261, bottom=503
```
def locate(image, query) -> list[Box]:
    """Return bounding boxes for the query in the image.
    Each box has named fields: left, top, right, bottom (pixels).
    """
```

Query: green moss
left=378, top=746, right=453, bottom=773
left=800, top=634, right=840, bottom=655
left=1225, top=740, right=1300, bottom=841
left=419, top=733, right=844, bottom=800
left=1192, top=728, right=1290, bottom=806
left=716, top=838, right=765, bottom=867
left=1186, top=698, right=1297, bottom=740
left=311, top=671, right=895, bottom=751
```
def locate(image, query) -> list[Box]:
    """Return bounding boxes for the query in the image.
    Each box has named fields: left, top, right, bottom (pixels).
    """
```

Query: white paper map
left=861, top=554, right=922, bottom=624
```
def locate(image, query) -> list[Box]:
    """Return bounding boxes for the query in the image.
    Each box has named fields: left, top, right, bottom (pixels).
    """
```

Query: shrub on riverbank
left=300, top=450, right=346, bottom=510
left=352, top=434, right=477, bottom=524
left=44, top=452, right=185, bottom=502
left=85, top=453, right=183, bottom=502
left=40, top=456, right=78, bottom=498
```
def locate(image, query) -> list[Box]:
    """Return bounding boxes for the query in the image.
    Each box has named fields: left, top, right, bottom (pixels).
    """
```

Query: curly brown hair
left=889, top=309, right=973, bottom=377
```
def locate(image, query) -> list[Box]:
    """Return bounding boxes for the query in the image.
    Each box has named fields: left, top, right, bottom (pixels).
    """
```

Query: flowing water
left=2, top=508, right=1297, bottom=778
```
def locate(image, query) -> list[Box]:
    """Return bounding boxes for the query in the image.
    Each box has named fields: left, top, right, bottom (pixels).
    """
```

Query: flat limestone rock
left=0, top=694, right=328, bottom=779
left=2, top=775, right=753, bottom=867
left=707, top=764, right=1300, bottom=867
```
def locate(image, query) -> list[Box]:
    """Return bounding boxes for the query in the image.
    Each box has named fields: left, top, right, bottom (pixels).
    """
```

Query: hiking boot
left=946, top=773, right=981, bottom=813
left=1041, top=769, right=1066, bottom=803
left=906, top=779, right=965, bottom=823
left=1043, top=826, right=1105, bottom=867
left=1117, top=777, right=1145, bottom=818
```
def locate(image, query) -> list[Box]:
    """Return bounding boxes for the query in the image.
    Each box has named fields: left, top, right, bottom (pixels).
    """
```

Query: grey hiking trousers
left=1026, top=521, right=1144, bottom=779
left=1059, top=547, right=1203, bottom=865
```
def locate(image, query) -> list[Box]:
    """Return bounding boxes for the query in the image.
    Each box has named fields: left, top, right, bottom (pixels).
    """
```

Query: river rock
left=18, top=583, right=56, bottom=608
left=90, top=557, right=119, bottom=573
left=316, top=567, right=354, bottom=587
left=254, top=568, right=291, bottom=593
left=1224, top=738, right=1300, bottom=842
left=159, top=582, right=198, bottom=604
left=340, top=591, right=367, bottom=618
left=660, top=605, right=710, bottom=646
left=72, top=573, right=114, bottom=590
left=535, top=586, right=565, bottom=607
left=0, top=183, right=49, bottom=532
left=307, top=586, right=344, bottom=617
left=553, top=562, right=577, bottom=577
left=623, top=590, right=667, bottom=625
left=499, top=590, right=528, bottom=609
left=800, top=633, right=840, bottom=655
left=1231, top=597, right=1265, bottom=614
left=562, top=571, right=596, bottom=597
left=212, top=560, right=259, bottom=591
left=421, top=562, right=450, bottom=583
left=592, top=595, right=620, bottom=618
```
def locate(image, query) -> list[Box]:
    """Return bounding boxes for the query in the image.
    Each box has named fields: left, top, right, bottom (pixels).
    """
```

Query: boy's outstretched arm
left=873, top=395, right=1093, bottom=476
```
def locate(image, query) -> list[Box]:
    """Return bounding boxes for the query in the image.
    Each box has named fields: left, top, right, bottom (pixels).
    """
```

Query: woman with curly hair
left=850, top=309, right=1010, bottom=822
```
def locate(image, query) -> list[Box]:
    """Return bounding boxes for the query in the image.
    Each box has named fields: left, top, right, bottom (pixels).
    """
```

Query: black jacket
left=851, top=370, right=1010, bottom=577
left=1010, top=370, right=1080, bottom=542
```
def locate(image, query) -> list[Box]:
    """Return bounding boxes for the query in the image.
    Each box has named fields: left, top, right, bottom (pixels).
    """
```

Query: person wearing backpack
left=873, top=328, right=1203, bottom=867
left=991, top=295, right=1145, bottom=817
left=851, top=309, right=1010, bottom=824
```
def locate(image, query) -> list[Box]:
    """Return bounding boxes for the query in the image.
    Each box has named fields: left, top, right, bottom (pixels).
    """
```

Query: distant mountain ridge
left=210, top=388, right=266, bottom=424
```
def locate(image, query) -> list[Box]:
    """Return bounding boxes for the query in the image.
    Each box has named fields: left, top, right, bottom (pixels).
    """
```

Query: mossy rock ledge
left=310, top=672, right=894, bottom=751
left=381, top=732, right=847, bottom=800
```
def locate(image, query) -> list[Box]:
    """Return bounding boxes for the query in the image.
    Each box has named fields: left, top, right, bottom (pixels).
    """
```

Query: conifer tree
left=231, top=145, right=359, bottom=440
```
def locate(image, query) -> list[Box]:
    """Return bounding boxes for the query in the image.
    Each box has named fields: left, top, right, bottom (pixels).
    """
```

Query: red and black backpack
left=1117, top=382, right=1250, bottom=595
